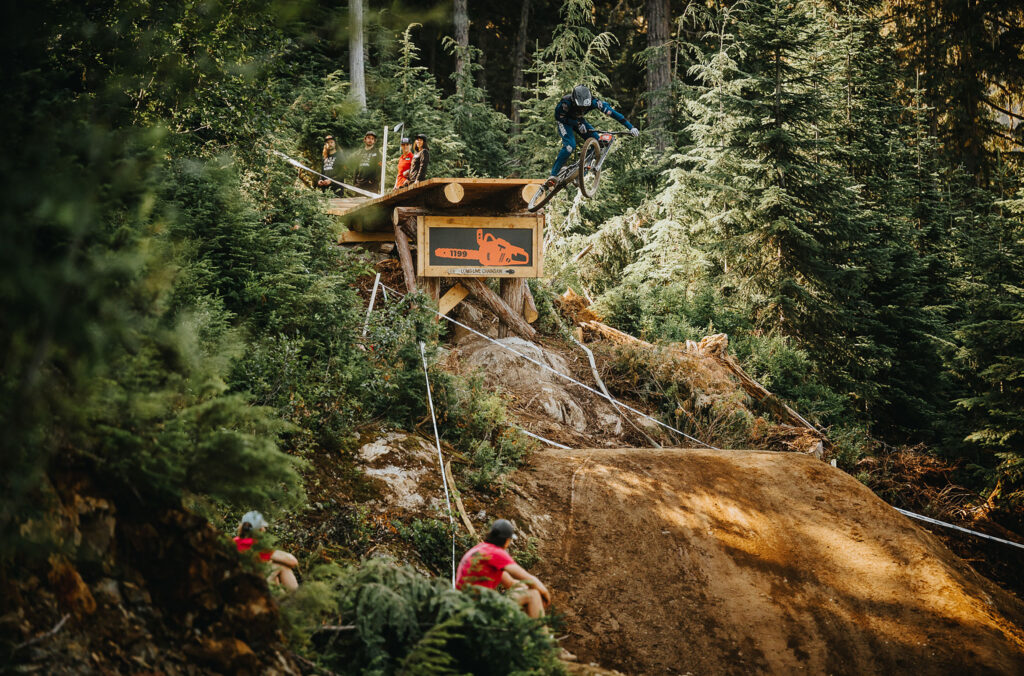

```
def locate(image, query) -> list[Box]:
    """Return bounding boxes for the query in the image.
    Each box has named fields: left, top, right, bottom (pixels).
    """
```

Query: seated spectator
left=316, top=135, right=342, bottom=195
left=407, top=133, right=429, bottom=184
left=456, top=519, right=549, bottom=618
left=350, top=130, right=382, bottom=194
left=394, top=137, right=413, bottom=190
left=233, top=511, right=299, bottom=591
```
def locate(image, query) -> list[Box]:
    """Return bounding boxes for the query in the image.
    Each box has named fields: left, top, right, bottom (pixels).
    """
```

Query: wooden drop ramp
left=328, top=177, right=544, bottom=234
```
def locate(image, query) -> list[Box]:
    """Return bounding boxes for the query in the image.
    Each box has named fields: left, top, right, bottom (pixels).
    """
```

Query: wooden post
left=421, top=277, right=441, bottom=305
left=394, top=224, right=418, bottom=293
left=498, top=278, right=527, bottom=338
left=462, top=278, right=537, bottom=341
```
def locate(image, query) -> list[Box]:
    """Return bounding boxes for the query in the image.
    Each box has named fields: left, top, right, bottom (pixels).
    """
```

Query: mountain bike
left=527, top=130, right=632, bottom=212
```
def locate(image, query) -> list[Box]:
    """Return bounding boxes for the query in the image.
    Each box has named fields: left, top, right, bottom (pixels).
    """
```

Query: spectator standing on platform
left=316, top=135, right=342, bottom=195
left=407, top=133, right=430, bottom=184
left=394, top=137, right=413, bottom=190
left=350, top=130, right=382, bottom=194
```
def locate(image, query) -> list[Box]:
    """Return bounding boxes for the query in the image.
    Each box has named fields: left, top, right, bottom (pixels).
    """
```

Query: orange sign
left=434, top=229, right=530, bottom=266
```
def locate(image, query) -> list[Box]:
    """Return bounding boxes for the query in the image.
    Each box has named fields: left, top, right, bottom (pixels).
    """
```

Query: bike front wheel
left=578, top=137, right=602, bottom=198
left=527, top=180, right=558, bottom=212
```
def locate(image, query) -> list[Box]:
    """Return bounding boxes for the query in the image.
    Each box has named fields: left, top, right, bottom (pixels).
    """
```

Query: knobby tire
left=578, top=137, right=602, bottom=198
left=527, top=181, right=559, bottom=212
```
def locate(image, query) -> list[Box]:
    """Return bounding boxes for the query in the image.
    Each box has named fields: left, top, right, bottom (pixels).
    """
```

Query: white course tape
left=514, top=426, right=572, bottom=450
left=381, top=282, right=719, bottom=451
left=269, top=149, right=381, bottom=199
left=362, top=272, right=381, bottom=337
left=419, top=341, right=458, bottom=587
left=895, top=508, right=1024, bottom=551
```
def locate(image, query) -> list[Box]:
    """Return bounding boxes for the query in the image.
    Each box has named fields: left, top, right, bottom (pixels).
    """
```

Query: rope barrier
left=895, top=508, right=1024, bottom=551
left=268, top=149, right=381, bottom=199
left=372, top=291, right=1024, bottom=554
left=418, top=341, right=458, bottom=587
left=379, top=282, right=719, bottom=450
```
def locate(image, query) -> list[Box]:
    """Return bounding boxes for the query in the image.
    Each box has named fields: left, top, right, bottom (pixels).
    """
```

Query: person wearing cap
left=317, top=134, right=342, bottom=195
left=455, top=519, right=550, bottom=619
left=233, top=511, right=299, bottom=591
left=407, top=133, right=429, bottom=184
left=350, top=130, right=382, bottom=194
left=394, top=137, right=413, bottom=190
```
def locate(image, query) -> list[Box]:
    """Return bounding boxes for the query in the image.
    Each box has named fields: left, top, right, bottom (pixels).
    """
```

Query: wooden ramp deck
left=328, top=177, right=544, bottom=234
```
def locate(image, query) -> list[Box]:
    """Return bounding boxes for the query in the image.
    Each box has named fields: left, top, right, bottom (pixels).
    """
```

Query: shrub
left=398, top=517, right=475, bottom=578
left=279, top=559, right=563, bottom=675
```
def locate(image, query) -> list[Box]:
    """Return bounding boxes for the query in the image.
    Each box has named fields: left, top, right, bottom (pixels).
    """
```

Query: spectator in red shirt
left=456, top=519, right=551, bottom=619
left=394, top=138, right=413, bottom=190
left=233, top=511, right=300, bottom=591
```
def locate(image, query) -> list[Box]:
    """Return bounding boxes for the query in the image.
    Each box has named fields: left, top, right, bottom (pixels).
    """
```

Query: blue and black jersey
left=554, top=95, right=631, bottom=129
left=549, top=95, right=633, bottom=177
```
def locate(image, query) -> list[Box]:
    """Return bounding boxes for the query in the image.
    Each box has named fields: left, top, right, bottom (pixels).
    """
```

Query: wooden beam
left=422, top=182, right=465, bottom=208
left=394, top=224, right=418, bottom=293
left=461, top=278, right=537, bottom=341
left=498, top=278, right=527, bottom=338
left=438, top=283, right=470, bottom=317
left=327, top=197, right=369, bottom=215
left=338, top=231, right=395, bottom=244
left=523, top=283, right=539, bottom=323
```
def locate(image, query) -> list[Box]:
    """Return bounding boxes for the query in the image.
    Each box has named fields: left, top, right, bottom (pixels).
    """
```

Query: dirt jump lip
left=510, top=448, right=1024, bottom=675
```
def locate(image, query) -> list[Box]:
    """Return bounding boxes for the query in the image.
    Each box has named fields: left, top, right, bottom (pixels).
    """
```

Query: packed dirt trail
left=509, top=448, right=1024, bottom=675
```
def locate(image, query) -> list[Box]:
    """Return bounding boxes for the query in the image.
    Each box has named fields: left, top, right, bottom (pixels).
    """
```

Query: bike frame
left=528, top=130, right=632, bottom=212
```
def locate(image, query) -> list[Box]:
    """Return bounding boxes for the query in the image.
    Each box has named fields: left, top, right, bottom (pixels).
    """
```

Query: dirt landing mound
left=510, top=449, right=1024, bottom=675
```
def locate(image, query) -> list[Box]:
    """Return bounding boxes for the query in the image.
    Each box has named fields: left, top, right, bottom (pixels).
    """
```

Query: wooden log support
left=492, top=183, right=544, bottom=212
left=461, top=278, right=537, bottom=341
left=394, top=224, right=418, bottom=294
left=392, top=206, right=429, bottom=240
left=338, top=231, right=395, bottom=244
left=424, top=182, right=465, bottom=209
left=438, top=283, right=470, bottom=317
left=523, top=282, right=539, bottom=323
left=498, top=278, right=527, bottom=338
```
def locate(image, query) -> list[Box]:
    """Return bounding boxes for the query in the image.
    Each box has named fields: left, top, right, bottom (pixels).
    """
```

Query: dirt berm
left=509, top=448, right=1024, bottom=675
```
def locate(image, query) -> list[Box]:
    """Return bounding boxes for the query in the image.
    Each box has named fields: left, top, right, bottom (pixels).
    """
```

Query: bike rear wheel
left=578, top=137, right=602, bottom=198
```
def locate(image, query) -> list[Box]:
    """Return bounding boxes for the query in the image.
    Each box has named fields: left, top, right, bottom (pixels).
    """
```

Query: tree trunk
left=453, top=0, right=469, bottom=80
left=476, top=28, right=488, bottom=91
left=645, top=0, right=671, bottom=149
left=511, top=0, right=532, bottom=135
left=498, top=278, right=526, bottom=338
left=349, top=0, right=366, bottom=110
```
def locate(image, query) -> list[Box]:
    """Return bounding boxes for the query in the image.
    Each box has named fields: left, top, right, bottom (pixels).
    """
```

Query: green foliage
left=433, top=374, right=536, bottom=491
left=398, top=517, right=476, bottom=578
left=949, top=188, right=1024, bottom=508
left=279, top=559, right=563, bottom=675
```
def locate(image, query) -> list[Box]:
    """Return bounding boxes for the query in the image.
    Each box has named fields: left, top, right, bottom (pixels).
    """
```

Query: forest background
left=1, top=0, right=1023, bottom=669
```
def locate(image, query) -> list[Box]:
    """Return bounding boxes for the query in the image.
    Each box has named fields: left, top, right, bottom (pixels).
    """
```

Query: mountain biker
left=543, top=85, right=639, bottom=191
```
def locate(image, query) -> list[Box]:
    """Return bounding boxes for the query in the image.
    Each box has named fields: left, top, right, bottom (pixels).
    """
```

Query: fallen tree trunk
left=461, top=278, right=537, bottom=341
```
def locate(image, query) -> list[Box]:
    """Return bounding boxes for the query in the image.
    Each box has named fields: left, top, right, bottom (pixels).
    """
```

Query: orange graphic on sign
left=434, top=229, right=530, bottom=265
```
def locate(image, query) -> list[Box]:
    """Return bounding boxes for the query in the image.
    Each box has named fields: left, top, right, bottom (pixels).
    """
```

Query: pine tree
left=949, top=185, right=1024, bottom=512
left=678, top=0, right=862, bottom=369
left=824, top=4, right=949, bottom=435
